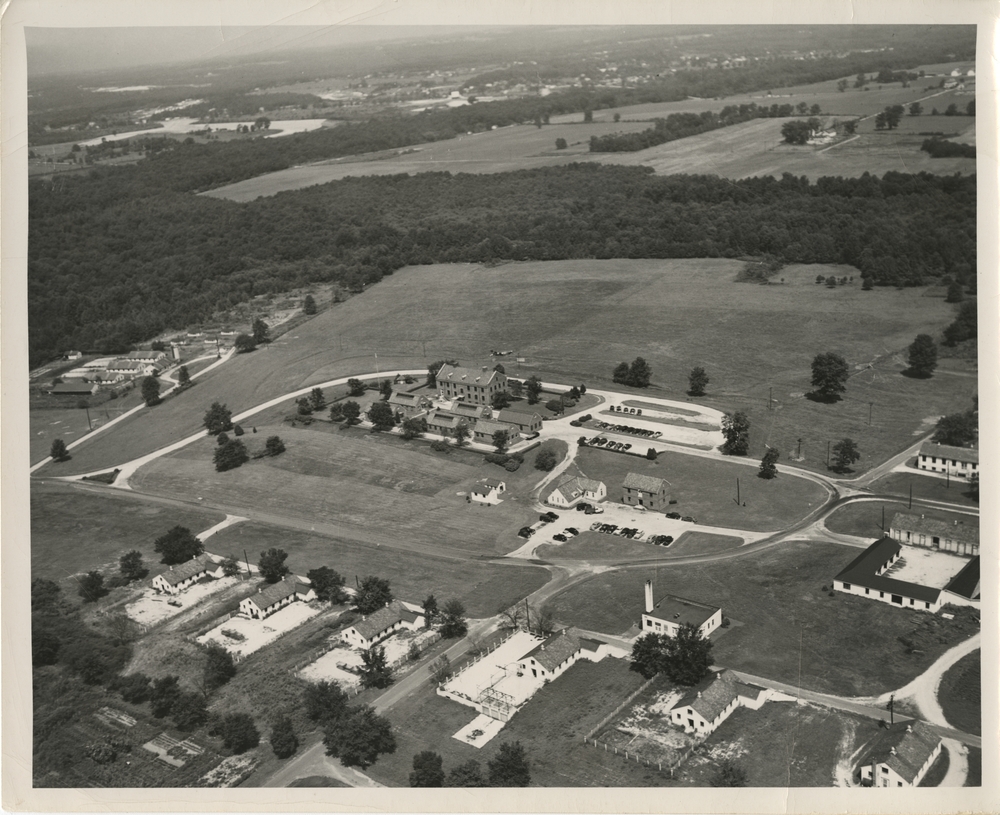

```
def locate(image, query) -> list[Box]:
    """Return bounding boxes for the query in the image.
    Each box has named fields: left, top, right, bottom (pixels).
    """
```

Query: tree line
left=29, top=165, right=975, bottom=366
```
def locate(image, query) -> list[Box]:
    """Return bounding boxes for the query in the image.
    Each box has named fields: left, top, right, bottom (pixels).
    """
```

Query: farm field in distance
left=36, top=258, right=975, bottom=480
left=548, top=540, right=979, bottom=696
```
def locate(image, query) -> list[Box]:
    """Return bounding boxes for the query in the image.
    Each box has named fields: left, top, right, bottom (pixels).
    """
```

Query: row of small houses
left=48, top=350, right=170, bottom=395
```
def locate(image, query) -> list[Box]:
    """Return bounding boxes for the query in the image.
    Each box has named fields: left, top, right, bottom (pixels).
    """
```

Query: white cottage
left=151, top=553, right=224, bottom=595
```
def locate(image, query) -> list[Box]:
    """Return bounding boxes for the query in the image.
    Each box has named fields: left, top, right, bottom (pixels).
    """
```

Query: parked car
left=666, top=512, right=681, bottom=520
left=576, top=502, right=593, bottom=512
left=543, top=512, right=559, bottom=522
left=588, top=505, right=605, bottom=514
left=518, top=527, right=534, bottom=539
left=565, top=527, right=579, bottom=536
left=553, top=534, right=568, bottom=542
left=682, top=516, right=695, bottom=523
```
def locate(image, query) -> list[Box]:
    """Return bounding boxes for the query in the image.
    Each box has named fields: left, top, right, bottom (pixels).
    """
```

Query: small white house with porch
left=547, top=476, right=606, bottom=508
left=239, top=577, right=316, bottom=620
left=341, top=600, right=425, bottom=649
left=470, top=478, right=506, bottom=504
left=151, top=553, right=224, bottom=595
left=669, top=669, right=767, bottom=736
left=857, top=721, right=943, bottom=787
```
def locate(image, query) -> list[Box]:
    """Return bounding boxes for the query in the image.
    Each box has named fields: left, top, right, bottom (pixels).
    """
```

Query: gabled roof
left=645, top=593, right=721, bottom=629
left=622, top=472, right=669, bottom=493
left=551, top=476, right=604, bottom=502
left=835, top=538, right=941, bottom=603
left=496, top=409, right=542, bottom=426
left=944, top=557, right=980, bottom=599
left=246, top=577, right=309, bottom=611
left=451, top=402, right=487, bottom=417
left=522, top=629, right=582, bottom=672
left=426, top=410, right=465, bottom=430
left=918, top=442, right=978, bottom=465
left=482, top=477, right=506, bottom=488
left=388, top=391, right=425, bottom=407
left=353, top=600, right=416, bottom=641
left=474, top=419, right=517, bottom=436
left=858, top=721, right=941, bottom=783
left=889, top=512, right=979, bottom=546
left=674, top=670, right=741, bottom=723
left=437, top=364, right=504, bottom=388
left=157, top=553, right=216, bottom=586
left=48, top=382, right=98, bottom=394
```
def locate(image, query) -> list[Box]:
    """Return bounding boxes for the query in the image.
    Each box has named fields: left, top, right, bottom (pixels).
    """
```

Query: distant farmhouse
left=916, top=442, right=978, bottom=480
left=833, top=537, right=980, bottom=613
left=547, top=476, right=607, bottom=508
left=239, top=577, right=316, bottom=620
left=888, top=512, right=979, bottom=557
left=151, top=553, right=224, bottom=595
left=669, top=669, right=767, bottom=736
left=436, top=364, right=508, bottom=405
left=341, top=600, right=425, bottom=649
left=641, top=580, right=723, bottom=638
left=857, top=721, right=943, bottom=787
left=470, top=477, right=506, bottom=505
left=622, top=472, right=670, bottom=511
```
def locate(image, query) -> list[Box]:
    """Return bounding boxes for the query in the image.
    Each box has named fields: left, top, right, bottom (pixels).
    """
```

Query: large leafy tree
left=400, top=416, right=427, bottom=440
left=781, top=120, right=812, bottom=144
left=453, top=421, right=471, bottom=447
left=810, top=352, right=850, bottom=401
left=368, top=401, right=396, bottom=430
left=303, top=680, right=350, bottom=726
left=265, top=435, right=286, bottom=456
left=359, top=646, right=394, bottom=689
left=202, top=643, right=237, bottom=692
left=830, top=438, right=861, bottom=473
left=216, top=712, right=260, bottom=753
left=307, top=567, right=347, bottom=603
left=906, top=334, right=938, bottom=377
left=720, top=411, right=750, bottom=456
left=664, top=623, right=713, bottom=686
left=628, top=357, right=652, bottom=388
left=270, top=715, right=299, bottom=759
left=258, top=548, right=290, bottom=583
left=410, top=751, right=445, bottom=787
left=341, top=401, right=361, bottom=425
left=234, top=333, right=257, bottom=353
left=203, top=402, right=234, bottom=435
left=758, top=448, right=779, bottom=479
left=447, top=760, right=487, bottom=787
left=630, top=632, right=667, bottom=679
left=688, top=367, right=709, bottom=396
left=49, top=438, right=68, bottom=461
left=119, top=550, right=148, bottom=581
left=77, top=570, right=107, bottom=603
left=171, top=692, right=208, bottom=731
left=487, top=741, right=531, bottom=787
left=323, top=705, right=396, bottom=769
left=252, top=318, right=270, bottom=345
left=943, top=300, right=977, bottom=346
left=354, top=576, right=393, bottom=615
left=141, top=375, right=161, bottom=407
left=525, top=376, right=543, bottom=405
left=439, top=599, right=468, bottom=639
left=932, top=410, right=977, bottom=447
left=214, top=438, right=249, bottom=471
left=153, top=526, right=203, bottom=564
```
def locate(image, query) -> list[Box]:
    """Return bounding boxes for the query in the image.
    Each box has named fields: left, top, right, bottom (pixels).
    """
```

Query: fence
left=584, top=673, right=659, bottom=740
left=444, top=629, right=517, bottom=684
left=581, top=736, right=696, bottom=777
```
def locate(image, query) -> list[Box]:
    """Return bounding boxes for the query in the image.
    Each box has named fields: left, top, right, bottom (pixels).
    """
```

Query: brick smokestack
left=645, top=580, right=654, bottom=614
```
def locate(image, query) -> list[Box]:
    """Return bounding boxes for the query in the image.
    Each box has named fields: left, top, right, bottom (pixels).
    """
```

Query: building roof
left=158, top=553, right=216, bottom=586
left=645, top=593, right=721, bottom=629
left=522, top=629, right=582, bottom=673
left=919, top=442, right=979, bottom=465
left=482, top=477, right=506, bottom=488
left=674, top=669, right=741, bottom=723
left=388, top=392, right=424, bottom=407
left=835, top=538, right=941, bottom=604
left=888, top=512, right=979, bottom=546
left=426, top=410, right=466, bottom=430
left=437, top=364, right=504, bottom=389
left=944, top=556, right=980, bottom=599
left=451, top=402, right=487, bottom=417
left=858, top=721, right=942, bottom=783
left=474, top=419, right=517, bottom=436
left=109, top=360, right=145, bottom=371
left=353, top=600, right=417, bottom=641
left=496, top=409, right=542, bottom=426
left=48, top=382, right=97, bottom=394
left=246, top=577, right=309, bottom=611
left=623, top=472, right=669, bottom=493
left=125, top=351, right=164, bottom=360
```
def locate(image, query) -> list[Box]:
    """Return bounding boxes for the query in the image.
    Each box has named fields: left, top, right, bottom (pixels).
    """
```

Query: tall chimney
left=645, top=580, right=654, bottom=614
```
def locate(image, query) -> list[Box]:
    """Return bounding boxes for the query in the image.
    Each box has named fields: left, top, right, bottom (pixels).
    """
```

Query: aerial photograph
left=8, top=9, right=993, bottom=807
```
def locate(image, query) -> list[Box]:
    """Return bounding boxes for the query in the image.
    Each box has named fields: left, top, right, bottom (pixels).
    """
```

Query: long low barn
left=888, top=511, right=979, bottom=557
left=834, top=538, right=941, bottom=612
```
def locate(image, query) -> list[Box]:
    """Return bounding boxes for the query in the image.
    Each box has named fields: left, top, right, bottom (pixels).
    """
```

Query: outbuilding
left=151, top=553, right=224, bottom=595
left=622, top=472, right=670, bottom=511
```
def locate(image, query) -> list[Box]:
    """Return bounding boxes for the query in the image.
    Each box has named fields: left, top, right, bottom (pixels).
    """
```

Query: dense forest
left=29, top=163, right=975, bottom=366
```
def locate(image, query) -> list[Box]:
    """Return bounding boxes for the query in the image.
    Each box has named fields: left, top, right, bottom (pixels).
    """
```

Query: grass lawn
left=30, top=483, right=225, bottom=592
left=206, top=521, right=549, bottom=617
left=548, top=540, right=980, bottom=696
left=869, top=472, right=979, bottom=509
left=666, top=532, right=744, bottom=557
left=536, top=530, right=684, bottom=562
left=129, top=425, right=538, bottom=559
left=918, top=746, right=950, bottom=787
left=938, top=649, right=980, bottom=736
left=575, top=446, right=828, bottom=532
left=30, top=407, right=100, bottom=465
left=673, top=701, right=872, bottom=787
left=367, top=657, right=663, bottom=787
left=36, top=258, right=973, bottom=489
left=824, top=501, right=976, bottom=539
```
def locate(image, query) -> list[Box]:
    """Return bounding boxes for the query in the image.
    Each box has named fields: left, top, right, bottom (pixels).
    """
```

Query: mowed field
left=29, top=483, right=225, bottom=592
left=574, top=447, right=828, bottom=532
left=824, top=500, right=977, bottom=539
left=128, top=424, right=541, bottom=558
left=548, top=540, right=978, bottom=696
left=38, top=258, right=975, bottom=480
left=205, top=522, right=548, bottom=617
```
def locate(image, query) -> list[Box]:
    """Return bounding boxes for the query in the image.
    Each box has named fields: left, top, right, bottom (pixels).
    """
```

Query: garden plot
left=126, top=576, right=239, bottom=626
left=597, top=688, right=697, bottom=766
left=885, top=547, right=969, bottom=589
left=299, top=643, right=364, bottom=688
left=198, top=602, right=320, bottom=657
left=381, top=627, right=439, bottom=665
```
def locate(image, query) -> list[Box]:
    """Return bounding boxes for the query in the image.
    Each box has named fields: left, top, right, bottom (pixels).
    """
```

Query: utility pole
left=768, top=387, right=772, bottom=411
left=868, top=402, right=874, bottom=426
left=797, top=438, right=803, bottom=459
left=881, top=505, right=885, bottom=532
left=735, top=477, right=741, bottom=506
left=375, top=352, right=381, bottom=386
left=85, top=406, right=92, bottom=431
left=243, top=549, right=252, bottom=579
left=946, top=463, right=950, bottom=488
left=886, top=694, right=895, bottom=726
left=524, top=598, right=530, bottom=633
left=908, top=483, right=912, bottom=509
left=826, top=440, right=831, bottom=469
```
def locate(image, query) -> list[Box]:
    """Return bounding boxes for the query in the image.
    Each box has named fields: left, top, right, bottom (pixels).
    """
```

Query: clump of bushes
left=430, top=440, right=450, bottom=453
left=485, top=452, right=523, bottom=472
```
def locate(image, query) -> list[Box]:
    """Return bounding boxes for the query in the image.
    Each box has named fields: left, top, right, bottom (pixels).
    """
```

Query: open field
left=938, top=649, right=981, bottom=736
left=672, top=701, right=871, bottom=787
left=664, top=531, right=744, bottom=557
left=30, top=483, right=225, bottom=591
left=824, top=501, right=976, bottom=539
left=869, top=472, right=979, bottom=509
left=36, top=258, right=975, bottom=481
left=368, top=656, right=660, bottom=787
left=575, top=446, right=828, bottom=532
left=205, top=522, right=548, bottom=618
left=548, top=540, right=980, bottom=696
left=535, top=529, right=742, bottom=563
left=129, top=425, right=541, bottom=558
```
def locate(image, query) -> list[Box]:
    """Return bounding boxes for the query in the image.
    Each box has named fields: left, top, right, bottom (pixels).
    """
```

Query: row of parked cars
left=587, top=437, right=632, bottom=451
left=666, top=511, right=697, bottom=523
left=597, top=422, right=663, bottom=439
left=552, top=527, right=580, bottom=543
left=590, top=522, right=644, bottom=540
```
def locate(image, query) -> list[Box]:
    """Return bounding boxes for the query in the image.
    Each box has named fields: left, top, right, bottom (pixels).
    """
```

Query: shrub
left=485, top=453, right=510, bottom=465
left=534, top=449, right=557, bottom=471
left=430, top=440, right=450, bottom=453
left=504, top=460, right=520, bottom=472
